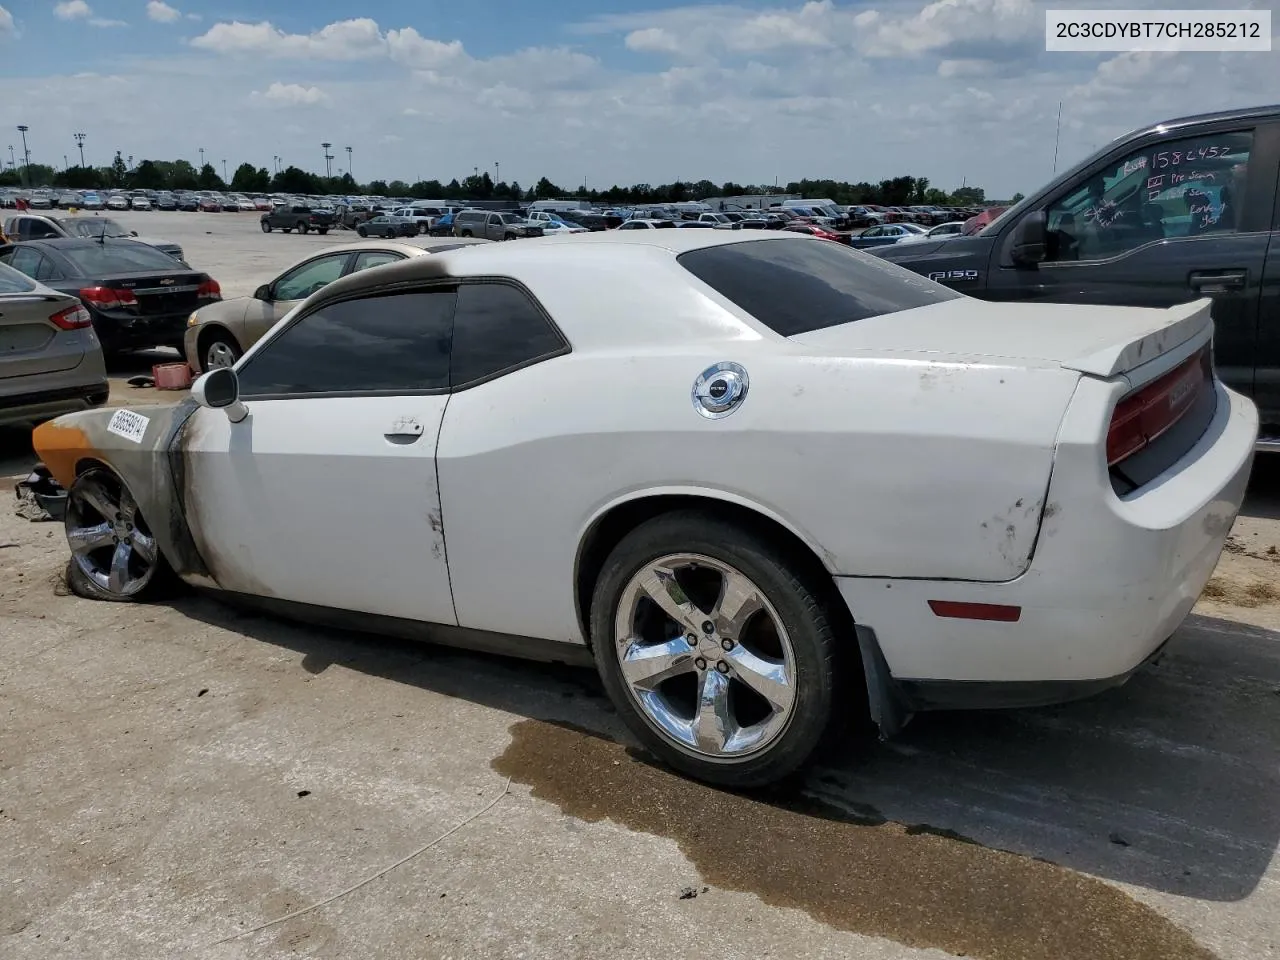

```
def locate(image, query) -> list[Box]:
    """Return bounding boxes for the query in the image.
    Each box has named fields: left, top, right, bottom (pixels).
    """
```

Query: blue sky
left=1, top=0, right=1275, bottom=196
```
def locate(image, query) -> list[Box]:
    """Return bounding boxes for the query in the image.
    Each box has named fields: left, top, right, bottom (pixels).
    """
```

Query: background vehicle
left=106, top=196, right=130, bottom=211
left=0, top=260, right=108, bottom=428
left=261, top=203, right=334, bottom=235
left=453, top=210, right=543, bottom=241
left=617, top=219, right=676, bottom=230
left=877, top=104, right=1280, bottom=432
left=0, top=238, right=221, bottom=354
left=527, top=211, right=589, bottom=234
left=390, top=207, right=438, bottom=234
left=357, top=215, right=419, bottom=239
left=2, top=213, right=185, bottom=263
left=849, top=223, right=927, bottom=248
left=184, top=237, right=490, bottom=372
left=31, top=230, right=1255, bottom=791
left=130, top=197, right=152, bottom=211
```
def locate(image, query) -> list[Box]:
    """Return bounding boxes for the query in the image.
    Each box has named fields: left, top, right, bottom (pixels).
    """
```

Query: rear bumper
left=836, top=383, right=1257, bottom=701
left=95, top=310, right=191, bottom=350
left=0, top=379, right=110, bottom=428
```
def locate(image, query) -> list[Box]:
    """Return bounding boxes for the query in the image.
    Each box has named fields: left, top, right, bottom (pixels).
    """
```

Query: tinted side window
left=238, top=290, right=456, bottom=398
left=679, top=238, right=961, bottom=337
left=1044, top=129, right=1252, bottom=263
left=7, top=246, right=43, bottom=277
left=450, top=283, right=566, bottom=388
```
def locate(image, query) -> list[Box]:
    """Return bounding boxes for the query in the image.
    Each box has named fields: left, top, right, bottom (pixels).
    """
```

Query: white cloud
left=146, top=1, right=181, bottom=24
left=90, top=17, right=126, bottom=27
left=191, top=18, right=388, bottom=59
left=54, top=0, right=92, bottom=21
left=15, top=3, right=1271, bottom=201
left=0, top=5, right=15, bottom=38
left=250, top=81, right=329, bottom=106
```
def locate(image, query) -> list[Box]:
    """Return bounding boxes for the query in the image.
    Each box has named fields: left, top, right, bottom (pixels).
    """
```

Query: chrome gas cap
left=692, top=362, right=749, bottom=419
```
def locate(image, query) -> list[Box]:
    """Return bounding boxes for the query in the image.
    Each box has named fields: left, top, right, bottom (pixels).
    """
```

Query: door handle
left=1189, top=269, right=1246, bottom=294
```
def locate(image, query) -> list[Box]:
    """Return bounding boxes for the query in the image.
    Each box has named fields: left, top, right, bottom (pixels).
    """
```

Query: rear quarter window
left=678, top=237, right=961, bottom=336
left=0, top=260, right=37, bottom=293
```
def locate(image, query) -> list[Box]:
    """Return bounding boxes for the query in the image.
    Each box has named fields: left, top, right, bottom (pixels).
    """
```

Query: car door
left=244, top=251, right=352, bottom=344
left=183, top=286, right=458, bottom=623
left=485, top=214, right=501, bottom=241
left=990, top=122, right=1280, bottom=407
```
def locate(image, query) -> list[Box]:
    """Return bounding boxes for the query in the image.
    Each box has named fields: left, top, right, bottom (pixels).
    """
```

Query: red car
left=198, top=198, right=222, bottom=213
left=784, top=223, right=849, bottom=243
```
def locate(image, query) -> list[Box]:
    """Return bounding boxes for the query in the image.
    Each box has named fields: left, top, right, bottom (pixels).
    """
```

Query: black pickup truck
left=877, top=104, right=1280, bottom=437
left=260, top=203, right=334, bottom=235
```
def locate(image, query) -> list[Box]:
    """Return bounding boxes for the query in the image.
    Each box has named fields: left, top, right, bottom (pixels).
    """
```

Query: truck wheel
left=260, top=221, right=271, bottom=233
left=503, top=233, right=516, bottom=241
left=460, top=230, right=473, bottom=237
left=297, top=222, right=309, bottom=234
left=357, top=227, right=368, bottom=238
left=591, top=510, right=839, bottom=789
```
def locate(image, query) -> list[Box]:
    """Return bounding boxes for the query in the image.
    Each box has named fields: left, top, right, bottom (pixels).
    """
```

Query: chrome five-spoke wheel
left=65, top=469, right=163, bottom=600
left=615, top=554, right=796, bottom=759
left=592, top=511, right=838, bottom=788
left=204, top=338, right=239, bottom=370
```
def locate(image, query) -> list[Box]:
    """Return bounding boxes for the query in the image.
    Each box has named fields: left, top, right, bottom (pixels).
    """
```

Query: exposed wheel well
left=574, top=495, right=849, bottom=648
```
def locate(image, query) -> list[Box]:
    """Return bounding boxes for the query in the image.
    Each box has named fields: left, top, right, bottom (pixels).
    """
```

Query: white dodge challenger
left=31, top=230, right=1258, bottom=787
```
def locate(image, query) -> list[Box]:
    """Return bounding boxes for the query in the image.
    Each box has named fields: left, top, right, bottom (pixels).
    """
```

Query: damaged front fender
left=31, top=400, right=213, bottom=581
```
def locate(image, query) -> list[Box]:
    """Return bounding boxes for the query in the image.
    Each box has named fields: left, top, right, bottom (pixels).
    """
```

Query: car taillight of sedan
left=49, top=304, right=94, bottom=330
left=197, top=279, right=221, bottom=300
left=79, top=286, right=138, bottom=309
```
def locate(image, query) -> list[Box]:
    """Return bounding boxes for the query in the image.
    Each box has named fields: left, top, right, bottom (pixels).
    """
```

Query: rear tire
left=591, top=510, right=838, bottom=789
left=64, top=468, right=177, bottom=603
left=260, top=221, right=271, bottom=233
left=357, top=227, right=368, bottom=238
left=297, top=222, right=310, bottom=234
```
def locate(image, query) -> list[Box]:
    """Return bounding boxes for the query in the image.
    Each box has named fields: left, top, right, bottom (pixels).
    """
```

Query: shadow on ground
left=172, top=590, right=1280, bottom=911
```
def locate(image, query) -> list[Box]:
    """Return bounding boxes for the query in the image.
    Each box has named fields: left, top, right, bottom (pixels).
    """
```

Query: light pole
left=74, top=132, right=86, bottom=167
left=128, top=155, right=133, bottom=171
left=16, top=125, right=30, bottom=186
left=494, top=161, right=500, bottom=184
left=273, top=155, right=280, bottom=174
left=198, top=146, right=205, bottom=169
left=64, top=154, right=69, bottom=171
left=7, top=145, right=13, bottom=169
left=321, top=142, right=332, bottom=179
left=345, top=145, right=352, bottom=182
left=222, top=159, right=228, bottom=183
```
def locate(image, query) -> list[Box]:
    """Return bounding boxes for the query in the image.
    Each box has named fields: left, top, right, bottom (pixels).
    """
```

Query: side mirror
left=192, top=368, right=249, bottom=423
left=1010, top=212, right=1047, bottom=265
left=130, top=230, right=138, bottom=236
left=252, top=284, right=270, bottom=300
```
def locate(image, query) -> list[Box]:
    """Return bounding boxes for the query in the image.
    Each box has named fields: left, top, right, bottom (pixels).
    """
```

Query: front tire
left=297, top=222, right=310, bottom=234
left=260, top=221, right=271, bottom=233
left=357, top=227, right=368, bottom=238
left=64, top=468, right=175, bottom=603
left=591, top=511, right=837, bottom=788
left=201, top=331, right=241, bottom=371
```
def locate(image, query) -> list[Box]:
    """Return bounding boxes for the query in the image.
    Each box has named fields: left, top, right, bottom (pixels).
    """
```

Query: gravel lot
left=2, top=212, right=1279, bottom=960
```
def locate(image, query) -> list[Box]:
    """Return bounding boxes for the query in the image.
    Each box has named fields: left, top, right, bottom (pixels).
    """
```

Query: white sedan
left=31, top=230, right=1257, bottom=788
left=527, top=212, right=588, bottom=234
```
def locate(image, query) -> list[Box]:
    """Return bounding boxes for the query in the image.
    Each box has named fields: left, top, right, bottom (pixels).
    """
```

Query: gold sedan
left=183, top=237, right=490, bottom=373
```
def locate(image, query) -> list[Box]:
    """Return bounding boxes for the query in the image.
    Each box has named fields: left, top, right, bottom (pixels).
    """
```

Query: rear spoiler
left=1061, top=298, right=1212, bottom=379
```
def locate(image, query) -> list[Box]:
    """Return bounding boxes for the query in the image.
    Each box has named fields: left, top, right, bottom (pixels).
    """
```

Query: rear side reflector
left=49, top=304, right=93, bottom=330
left=1107, top=347, right=1211, bottom=467
left=928, top=600, right=1022, bottom=622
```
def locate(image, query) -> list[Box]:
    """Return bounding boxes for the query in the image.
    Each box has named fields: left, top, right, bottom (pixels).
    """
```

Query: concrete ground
left=2, top=213, right=1279, bottom=960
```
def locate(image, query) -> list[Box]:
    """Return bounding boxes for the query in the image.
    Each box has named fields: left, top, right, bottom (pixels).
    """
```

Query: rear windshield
left=62, top=242, right=185, bottom=275
left=0, top=261, right=36, bottom=294
left=678, top=237, right=960, bottom=337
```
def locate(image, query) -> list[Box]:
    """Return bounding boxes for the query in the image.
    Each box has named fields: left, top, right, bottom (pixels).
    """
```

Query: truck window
left=1044, top=130, right=1252, bottom=263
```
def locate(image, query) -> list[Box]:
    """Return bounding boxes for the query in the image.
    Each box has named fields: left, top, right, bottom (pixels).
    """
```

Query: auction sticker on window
left=107, top=409, right=151, bottom=443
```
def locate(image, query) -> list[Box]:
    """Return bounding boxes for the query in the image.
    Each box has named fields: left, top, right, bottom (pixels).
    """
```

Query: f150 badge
left=928, top=269, right=980, bottom=283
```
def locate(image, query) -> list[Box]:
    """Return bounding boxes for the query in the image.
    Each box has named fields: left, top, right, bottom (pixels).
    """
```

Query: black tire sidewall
left=591, top=511, right=837, bottom=788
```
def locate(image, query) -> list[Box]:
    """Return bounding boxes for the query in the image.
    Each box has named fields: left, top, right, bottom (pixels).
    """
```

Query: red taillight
left=49, top=304, right=93, bottom=330
left=79, top=286, right=137, bottom=309
left=197, top=278, right=221, bottom=299
left=1106, top=347, right=1210, bottom=467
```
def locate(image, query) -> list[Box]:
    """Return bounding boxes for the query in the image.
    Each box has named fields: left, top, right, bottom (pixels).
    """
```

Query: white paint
left=106, top=409, right=150, bottom=443
left=178, top=232, right=1256, bottom=688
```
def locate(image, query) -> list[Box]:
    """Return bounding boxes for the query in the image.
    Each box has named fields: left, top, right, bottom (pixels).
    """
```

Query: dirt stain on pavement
left=493, top=720, right=1216, bottom=960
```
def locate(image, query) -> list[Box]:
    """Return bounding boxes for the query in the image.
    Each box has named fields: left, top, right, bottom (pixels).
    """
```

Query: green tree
left=57, top=165, right=104, bottom=189
left=532, top=176, right=562, bottom=199
left=366, top=179, right=389, bottom=195
left=691, top=179, right=717, bottom=200
left=387, top=179, right=411, bottom=196
left=0, top=168, right=19, bottom=187
left=1009, top=191, right=1025, bottom=204
left=130, top=159, right=165, bottom=190
left=952, top=185, right=986, bottom=204
left=197, top=163, right=224, bottom=190
left=273, top=166, right=320, bottom=194
left=110, top=151, right=128, bottom=188
left=230, top=162, right=260, bottom=192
